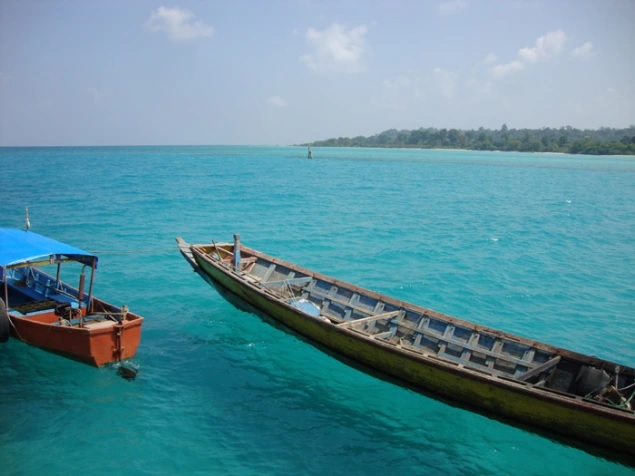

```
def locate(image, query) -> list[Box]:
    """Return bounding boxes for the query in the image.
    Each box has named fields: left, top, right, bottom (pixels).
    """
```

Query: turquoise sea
left=1, top=146, right=634, bottom=475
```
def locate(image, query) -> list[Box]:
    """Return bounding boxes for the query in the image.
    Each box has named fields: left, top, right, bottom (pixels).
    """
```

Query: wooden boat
left=177, top=234, right=635, bottom=456
left=0, top=228, right=143, bottom=367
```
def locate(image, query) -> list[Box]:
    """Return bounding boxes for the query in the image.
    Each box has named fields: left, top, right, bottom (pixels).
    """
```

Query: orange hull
left=9, top=311, right=143, bottom=367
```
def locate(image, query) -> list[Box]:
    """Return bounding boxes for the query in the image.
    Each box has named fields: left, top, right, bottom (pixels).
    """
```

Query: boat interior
left=2, top=265, right=125, bottom=329
left=202, top=243, right=635, bottom=413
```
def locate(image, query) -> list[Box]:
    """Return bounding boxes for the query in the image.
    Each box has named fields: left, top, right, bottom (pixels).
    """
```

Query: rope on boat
left=587, top=378, right=635, bottom=411
left=87, top=248, right=175, bottom=255
left=6, top=310, right=25, bottom=341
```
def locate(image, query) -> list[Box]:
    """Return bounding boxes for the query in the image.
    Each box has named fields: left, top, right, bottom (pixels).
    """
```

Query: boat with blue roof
left=0, top=227, right=143, bottom=367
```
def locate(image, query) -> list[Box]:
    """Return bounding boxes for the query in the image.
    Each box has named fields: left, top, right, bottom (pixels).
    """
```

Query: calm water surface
left=1, top=146, right=634, bottom=475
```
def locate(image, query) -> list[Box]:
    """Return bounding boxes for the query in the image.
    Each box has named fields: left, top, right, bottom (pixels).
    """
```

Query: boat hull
left=9, top=307, right=143, bottom=367
left=197, top=255, right=635, bottom=453
left=1, top=228, right=144, bottom=367
left=177, top=239, right=635, bottom=463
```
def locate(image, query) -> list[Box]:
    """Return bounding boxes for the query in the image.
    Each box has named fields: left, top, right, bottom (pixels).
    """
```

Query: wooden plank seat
left=519, top=356, right=562, bottom=381
left=81, top=318, right=118, bottom=330
left=261, top=276, right=313, bottom=288
left=239, top=257, right=258, bottom=272
left=56, top=314, right=118, bottom=328
left=338, top=310, right=402, bottom=328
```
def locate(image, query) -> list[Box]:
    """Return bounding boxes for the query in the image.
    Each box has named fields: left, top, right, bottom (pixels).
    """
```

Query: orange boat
left=0, top=228, right=143, bottom=367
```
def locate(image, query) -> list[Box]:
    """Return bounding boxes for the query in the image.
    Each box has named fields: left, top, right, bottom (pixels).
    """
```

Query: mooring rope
left=7, top=312, right=25, bottom=341
left=87, top=248, right=174, bottom=255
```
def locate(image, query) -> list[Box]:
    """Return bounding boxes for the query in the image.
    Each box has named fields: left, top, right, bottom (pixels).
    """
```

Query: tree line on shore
left=305, top=125, right=635, bottom=156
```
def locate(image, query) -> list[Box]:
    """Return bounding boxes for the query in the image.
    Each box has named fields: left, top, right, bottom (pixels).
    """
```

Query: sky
left=1, top=0, right=634, bottom=146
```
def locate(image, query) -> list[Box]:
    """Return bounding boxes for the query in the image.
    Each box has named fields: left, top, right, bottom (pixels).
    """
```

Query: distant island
left=304, top=125, right=635, bottom=156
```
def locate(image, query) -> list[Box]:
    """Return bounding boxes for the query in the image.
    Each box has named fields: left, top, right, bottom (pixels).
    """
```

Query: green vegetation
left=305, top=125, right=635, bottom=156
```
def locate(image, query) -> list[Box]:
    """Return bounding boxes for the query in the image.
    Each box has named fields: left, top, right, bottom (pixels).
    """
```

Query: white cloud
left=146, top=7, right=214, bottom=41
left=438, top=0, right=469, bottom=16
left=572, top=41, right=593, bottom=59
left=433, top=68, right=458, bottom=98
left=267, top=96, right=287, bottom=107
left=483, top=52, right=497, bottom=64
left=490, top=60, right=525, bottom=78
left=489, top=30, right=565, bottom=79
left=300, top=23, right=368, bottom=74
left=518, top=30, right=566, bottom=63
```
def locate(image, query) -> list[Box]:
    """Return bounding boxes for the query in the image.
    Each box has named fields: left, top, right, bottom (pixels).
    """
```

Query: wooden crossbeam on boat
left=520, top=355, right=562, bottom=382
left=262, top=263, right=277, bottom=282
left=260, top=276, right=313, bottom=288
left=372, top=330, right=396, bottom=340
left=338, top=310, right=401, bottom=328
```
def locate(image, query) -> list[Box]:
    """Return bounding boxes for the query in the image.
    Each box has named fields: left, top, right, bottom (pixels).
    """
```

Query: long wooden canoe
left=177, top=234, right=635, bottom=456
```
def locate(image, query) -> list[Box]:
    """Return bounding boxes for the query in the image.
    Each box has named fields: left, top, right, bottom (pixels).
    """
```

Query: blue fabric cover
left=0, top=228, right=97, bottom=267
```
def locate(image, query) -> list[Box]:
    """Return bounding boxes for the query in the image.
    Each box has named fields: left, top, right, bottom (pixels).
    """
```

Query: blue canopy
left=0, top=228, right=98, bottom=268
